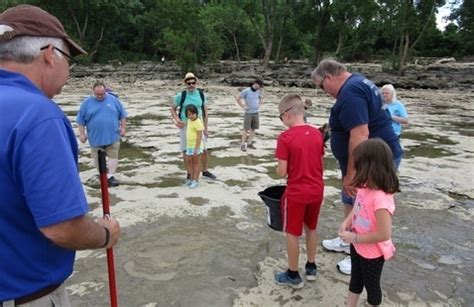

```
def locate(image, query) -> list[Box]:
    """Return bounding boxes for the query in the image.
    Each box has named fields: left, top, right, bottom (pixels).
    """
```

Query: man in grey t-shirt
left=236, top=79, right=264, bottom=152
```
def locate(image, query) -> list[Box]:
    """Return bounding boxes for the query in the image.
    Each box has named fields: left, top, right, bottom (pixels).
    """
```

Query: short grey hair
left=0, top=36, right=66, bottom=64
left=381, top=84, right=397, bottom=102
left=311, top=59, right=347, bottom=81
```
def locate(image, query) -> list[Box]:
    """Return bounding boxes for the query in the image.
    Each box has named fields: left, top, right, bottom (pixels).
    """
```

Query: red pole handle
left=98, top=149, right=118, bottom=307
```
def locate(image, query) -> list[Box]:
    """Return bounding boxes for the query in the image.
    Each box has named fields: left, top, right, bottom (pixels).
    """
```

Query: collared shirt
left=383, top=100, right=408, bottom=136
left=238, top=87, right=261, bottom=114
left=76, top=94, right=127, bottom=147
left=0, top=69, right=88, bottom=300
left=329, top=74, right=402, bottom=176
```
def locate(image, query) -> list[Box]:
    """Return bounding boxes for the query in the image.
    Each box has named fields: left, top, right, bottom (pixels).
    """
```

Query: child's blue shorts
left=186, top=148, right=203, bottom=155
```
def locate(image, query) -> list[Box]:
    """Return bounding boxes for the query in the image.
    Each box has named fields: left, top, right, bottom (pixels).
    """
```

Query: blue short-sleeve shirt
left=0, top=69, right=89, bottom=300
left=76, top=94, right=127, bottom=147
left=329, top=74, right=402, bottom=176
left=239, top=87, right=261, bottom=114
left=384, top=100, right=408, bottom=136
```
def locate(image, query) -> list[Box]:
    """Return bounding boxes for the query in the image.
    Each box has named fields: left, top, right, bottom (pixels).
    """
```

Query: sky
left=436, top=2, right=460, bottom=30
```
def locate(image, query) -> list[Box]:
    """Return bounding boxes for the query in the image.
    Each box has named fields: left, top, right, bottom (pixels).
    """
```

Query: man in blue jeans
left=311, top=59, right=402, bottom=275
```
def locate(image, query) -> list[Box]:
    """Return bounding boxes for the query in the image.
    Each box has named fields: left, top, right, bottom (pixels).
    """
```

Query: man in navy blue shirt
left=311, top=59, right=402, bottom=275
left=0, top=5, right=120, bottom=305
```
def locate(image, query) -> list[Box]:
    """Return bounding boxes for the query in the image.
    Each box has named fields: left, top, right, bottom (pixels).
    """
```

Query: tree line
left=1, top=0, right=472, bottom=74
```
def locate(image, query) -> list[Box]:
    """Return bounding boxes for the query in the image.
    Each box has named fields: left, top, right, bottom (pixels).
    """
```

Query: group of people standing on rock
left=0, top=4, right=410, bottom=307
left=163, top=61, right=409, bottom=305
left=273, top=59, right=409, bottom=307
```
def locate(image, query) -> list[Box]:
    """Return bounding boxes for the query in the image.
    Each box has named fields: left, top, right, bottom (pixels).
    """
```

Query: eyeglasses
left=279, top=106, right=294, bottom=121
left=318, top=75, right=327, bottom=91
left=40, top=45, right=78, bottom=69
left=186, top=81, right=196, bottom=86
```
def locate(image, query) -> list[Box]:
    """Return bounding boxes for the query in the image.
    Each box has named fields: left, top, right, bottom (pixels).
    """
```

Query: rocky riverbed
left=56, top=62, right=473, bottom=306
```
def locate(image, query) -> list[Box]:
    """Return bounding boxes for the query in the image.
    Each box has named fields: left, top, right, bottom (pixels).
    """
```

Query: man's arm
left=170, top=98, right=185, bottom=128
left=203, top=105, right=209, bottom=136
left=235, top=94, right=245, bottom=109
left=40, top=215, right=120, bottom=250
left=78, top=124, right=87, bottom=143
left=120, top=118, right=127, bottom=137
left=344, top=124, right=369, bottom=197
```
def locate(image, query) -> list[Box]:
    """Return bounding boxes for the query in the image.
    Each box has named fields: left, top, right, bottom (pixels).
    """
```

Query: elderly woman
left=381, top=84, right=409, bottom=137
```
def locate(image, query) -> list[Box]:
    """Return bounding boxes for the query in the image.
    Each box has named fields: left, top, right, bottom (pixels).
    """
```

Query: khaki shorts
left=243, top=113, right=259, bottom=131
left=91, top=141, right=120, bottom=168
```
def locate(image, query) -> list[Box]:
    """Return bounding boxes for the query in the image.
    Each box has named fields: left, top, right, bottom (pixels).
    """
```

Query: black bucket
left=258, top=185, right=286, bottom=232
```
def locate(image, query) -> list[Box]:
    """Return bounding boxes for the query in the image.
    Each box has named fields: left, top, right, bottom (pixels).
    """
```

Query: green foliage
left=1, top=0, right=470, bottom=69
left=381, top=54, right=400, bottom=72
left=450, top=0, right=474, bottom=56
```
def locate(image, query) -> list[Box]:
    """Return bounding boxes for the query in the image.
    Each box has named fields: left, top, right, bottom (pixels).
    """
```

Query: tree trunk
left=336, top=31, right=344, bottom=55
left=275, top=34, right=283, bottom=63
left=70, top=10, right=88, bottom=42
left=88, top=25, right=105, bottom=62
left=398, top=32, right=410, bottom=75
left=411, top=3, right=436, bottom=49
left=262, top=37, right=273, bottom=67
left=230, top=31, right=240, bottom=69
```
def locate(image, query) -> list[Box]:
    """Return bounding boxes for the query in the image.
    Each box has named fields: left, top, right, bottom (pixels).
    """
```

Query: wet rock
left=72, top=59, right=474, bottom=90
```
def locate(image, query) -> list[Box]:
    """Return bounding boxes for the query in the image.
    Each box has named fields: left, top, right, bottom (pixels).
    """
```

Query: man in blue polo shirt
left=77, top=81, right=128, bottom=187
left=311, top=59, right=402, bottom=275
left=0, top=5, right=120, bottom=305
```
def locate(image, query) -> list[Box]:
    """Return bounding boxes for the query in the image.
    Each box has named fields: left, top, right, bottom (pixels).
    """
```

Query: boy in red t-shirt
left=275, top=94, right=325, bottom=289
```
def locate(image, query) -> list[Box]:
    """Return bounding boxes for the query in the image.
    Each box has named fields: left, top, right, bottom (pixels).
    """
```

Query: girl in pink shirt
left=338, top=138, right=399, bottom=307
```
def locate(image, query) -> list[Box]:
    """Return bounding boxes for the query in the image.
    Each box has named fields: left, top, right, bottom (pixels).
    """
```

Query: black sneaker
left=247, top=143, right=256, bottom=149
left=202, top=170, right=217, bottom=180
left=305, top=263, right=318, bottom=281
left=108, top=176, right=120, bottom=187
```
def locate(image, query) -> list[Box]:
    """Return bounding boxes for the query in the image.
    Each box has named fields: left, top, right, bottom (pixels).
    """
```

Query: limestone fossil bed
left=54, top=61, right=473, bottom=306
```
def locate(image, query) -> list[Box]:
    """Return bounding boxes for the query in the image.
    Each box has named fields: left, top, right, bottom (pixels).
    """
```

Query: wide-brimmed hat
left=183, top=72, right=198, bottom=83
left=0, top=5, right=87, bottom=57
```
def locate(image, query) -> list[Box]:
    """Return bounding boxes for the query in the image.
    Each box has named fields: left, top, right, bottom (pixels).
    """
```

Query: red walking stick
left=98, top=149, right=118, bottom=307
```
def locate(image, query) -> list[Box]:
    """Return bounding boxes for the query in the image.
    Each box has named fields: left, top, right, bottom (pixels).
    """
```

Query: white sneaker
left=337, top=256, right=351, bottom=275
left=322, top=237, right=350, bottom=254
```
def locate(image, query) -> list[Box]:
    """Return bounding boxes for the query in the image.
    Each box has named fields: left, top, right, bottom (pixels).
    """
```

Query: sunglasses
left=40, top=45, right=78, bottom=69
left=186, top=81, right=196, bottom=86
left=279, top=106, right=294, bottom=121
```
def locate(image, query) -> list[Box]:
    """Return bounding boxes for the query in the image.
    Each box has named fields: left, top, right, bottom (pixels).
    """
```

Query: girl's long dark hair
left=351, top=138, right=399, bottom=194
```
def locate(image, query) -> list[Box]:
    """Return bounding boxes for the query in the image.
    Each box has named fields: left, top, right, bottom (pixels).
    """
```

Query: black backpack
left=179, top=89, right=206, bottom=119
